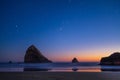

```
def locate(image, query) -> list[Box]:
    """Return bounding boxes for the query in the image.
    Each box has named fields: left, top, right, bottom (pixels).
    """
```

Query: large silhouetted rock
left=100, top=52, right=120, bottom=65
left=24, top=45, right=52, bottom=63
left=72, top=58, right=79, bottom=63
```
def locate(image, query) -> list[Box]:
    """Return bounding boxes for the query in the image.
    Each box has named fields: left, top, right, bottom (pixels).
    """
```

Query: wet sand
left=0, top=72, right=120, bottom=80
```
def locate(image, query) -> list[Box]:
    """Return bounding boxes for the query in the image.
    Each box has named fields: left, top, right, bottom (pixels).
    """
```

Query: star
left=15, top=25, right=19, bottom=32
left=59, top=27, right=63, bottom=31
left=16, top=25, right=18, bottom=28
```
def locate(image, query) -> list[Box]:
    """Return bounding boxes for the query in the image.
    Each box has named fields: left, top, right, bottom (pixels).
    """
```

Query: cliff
left=72, top=58, right=79, bottom=63
left=24, top=45, right=52, bottom=63
left=100, top=52, right=120, bottom=65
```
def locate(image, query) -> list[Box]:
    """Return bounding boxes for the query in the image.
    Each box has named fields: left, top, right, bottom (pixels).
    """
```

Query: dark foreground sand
left=0, top=72, right=120, bottom=80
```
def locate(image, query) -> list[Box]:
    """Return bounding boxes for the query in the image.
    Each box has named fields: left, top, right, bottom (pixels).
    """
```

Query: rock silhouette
left=100, top=52, right=120, bottom=65
left=24, top=45, right=52, bottom=63
left=72, top=58, right=79, bottom=63
left=72, top=67, right=79, bottom=71
left=8, top=61, right=12, bottom=63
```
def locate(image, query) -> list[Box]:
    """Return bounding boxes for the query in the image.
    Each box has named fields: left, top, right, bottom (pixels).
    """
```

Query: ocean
left=0, top=62, right=120, bottom=72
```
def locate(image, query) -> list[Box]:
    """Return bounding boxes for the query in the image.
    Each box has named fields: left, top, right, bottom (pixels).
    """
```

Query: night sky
left=0, top=0, right=120, bottom=62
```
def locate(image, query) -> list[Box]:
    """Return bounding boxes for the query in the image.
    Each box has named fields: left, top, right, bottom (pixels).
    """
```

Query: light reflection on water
left=0, top=62, right=120, bottom=72
left=0, top=67, right=101, bottom=72
left=0, top=68, right=23, bottom=72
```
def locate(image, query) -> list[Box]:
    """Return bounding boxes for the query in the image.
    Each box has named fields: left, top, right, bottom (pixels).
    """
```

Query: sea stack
left=24, top=45, right=52, bottom=63
left=100, top=52, right=120, bottom=65
left=72, top=58, right=79, bottom=63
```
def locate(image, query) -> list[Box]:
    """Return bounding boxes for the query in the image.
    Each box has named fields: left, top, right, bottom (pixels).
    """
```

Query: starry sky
left=0, top=0, right=120, bottom=62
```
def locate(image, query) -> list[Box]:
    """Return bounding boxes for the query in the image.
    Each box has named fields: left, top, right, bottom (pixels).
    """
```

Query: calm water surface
left=0, top=62, right=120, bottom=72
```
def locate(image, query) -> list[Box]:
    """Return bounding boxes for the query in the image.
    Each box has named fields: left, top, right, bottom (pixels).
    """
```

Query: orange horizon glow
left=50, top=55, right=101, bottom=62
left=49, top=50, right=117, bottom=62
left=51, top=57, right=100, bottom=62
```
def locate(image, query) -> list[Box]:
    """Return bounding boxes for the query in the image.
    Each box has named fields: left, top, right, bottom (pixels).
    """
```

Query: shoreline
left=0, top=72, right=120, bottom=80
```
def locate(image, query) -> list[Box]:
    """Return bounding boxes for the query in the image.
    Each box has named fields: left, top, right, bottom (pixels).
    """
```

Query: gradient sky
left=0, top=0, right=120, bottom=62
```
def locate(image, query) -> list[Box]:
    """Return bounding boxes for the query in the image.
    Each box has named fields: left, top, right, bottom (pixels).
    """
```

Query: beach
left=0, top=72, right=120, bottom=80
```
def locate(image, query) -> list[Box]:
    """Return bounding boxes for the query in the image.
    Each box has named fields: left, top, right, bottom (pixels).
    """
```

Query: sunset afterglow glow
left=0, top=0, right=120, bottom=62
